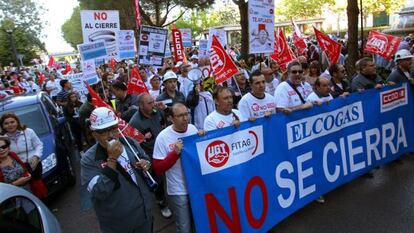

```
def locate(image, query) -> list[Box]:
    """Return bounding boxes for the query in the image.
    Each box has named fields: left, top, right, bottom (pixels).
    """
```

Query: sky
left=38, top=0, right=79, bottom=53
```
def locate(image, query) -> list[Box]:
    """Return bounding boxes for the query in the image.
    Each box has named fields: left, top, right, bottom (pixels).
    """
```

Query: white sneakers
left=160, top=206, right=172, bottom=218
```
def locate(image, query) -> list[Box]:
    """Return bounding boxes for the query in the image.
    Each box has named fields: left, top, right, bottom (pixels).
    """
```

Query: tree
left=275, top=0, right=335, bottom=21
left=175, top=7, right=239, bottom=38
left=360, top=0, right=405, bottom=27
left=0, top=0, right=46, bottom=66
left=232, top=0, right=248, bottom=61
left=62, top=6, right=83, bottom=50
left=346, top=0, right=359, bottom=76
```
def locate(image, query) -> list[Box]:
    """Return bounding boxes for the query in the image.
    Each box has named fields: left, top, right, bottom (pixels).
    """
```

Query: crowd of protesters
left=0, top=32, right=413, bottom=233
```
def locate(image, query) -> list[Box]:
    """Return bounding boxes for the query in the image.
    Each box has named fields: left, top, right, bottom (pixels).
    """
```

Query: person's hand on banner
left=248, top=117, right=257, bottom=122
left=387, top=81, right=396, bottom=86
left=375, top=83, right=384, bottom=89
left=301, top=102, right=313, bottom=110
left=197, top=130, right=206, bottom=137
left=340, top=92, right=350, bottom=97
left=264, top=111, right=273, bottom=118
left=174, top=139, right=183, bottom=155
left=231, top=119, right=241, bottom=128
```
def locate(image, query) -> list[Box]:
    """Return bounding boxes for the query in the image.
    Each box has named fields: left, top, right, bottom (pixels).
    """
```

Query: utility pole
left=5, top=29, right=20, bottom=69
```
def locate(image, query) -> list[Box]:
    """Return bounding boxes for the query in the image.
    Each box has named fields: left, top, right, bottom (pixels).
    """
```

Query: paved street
left=46, top=153, right=414, bottom=233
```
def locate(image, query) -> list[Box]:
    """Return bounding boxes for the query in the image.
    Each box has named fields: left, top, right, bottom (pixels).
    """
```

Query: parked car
left=0, top=183, right=62, bottom=233
left=0, top=92, right=76, bottom=196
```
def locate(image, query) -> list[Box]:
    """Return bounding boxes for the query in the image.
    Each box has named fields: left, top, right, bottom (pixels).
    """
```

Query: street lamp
left=4, top=29, right=20, bottom=69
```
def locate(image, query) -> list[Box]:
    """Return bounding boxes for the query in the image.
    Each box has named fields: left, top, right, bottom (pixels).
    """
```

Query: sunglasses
left=291, top=70, right=304, bottom=74
left=0, top=144, right=9, bottom=150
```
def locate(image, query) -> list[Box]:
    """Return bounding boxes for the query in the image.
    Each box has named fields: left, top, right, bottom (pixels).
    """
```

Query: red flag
left=84, top=81, right=146, bottom=142
left=209, top=35, right=239, bottom=84
left=85, top=82, right=112, bottom=108
left=134, top=0, right=141, bottom=28
left=127, top=67, right=149, bottom=94
left=171, top=25, right=186, bottom=63
left=313, top=27, right=342, bottom=65
left=364, top=30, right=402, bottom=61
left=47, top=56, right=55, bottom=67
left=291, top=19, right=307, bottom=55
left=38, top=73, right=46, bottom=86
left=62, top=61, right=72, bottom=75
left=109, top=58, right=117, bottom=70
left=270, top=28, right=296, bottom=71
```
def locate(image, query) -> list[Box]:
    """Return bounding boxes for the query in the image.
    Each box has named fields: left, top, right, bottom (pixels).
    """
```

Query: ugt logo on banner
left=209, top=35, right=238, bottom=84
left=364, top=30, right=401, bottom=61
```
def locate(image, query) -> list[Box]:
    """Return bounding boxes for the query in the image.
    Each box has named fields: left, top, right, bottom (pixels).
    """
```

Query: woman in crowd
left=306, top=60, right=321, bottom=87
left=64, top=91, right=83, bottom=151
left=0, top=113, right=43, bottom=173
left=0, top=136, right=47, bottom=197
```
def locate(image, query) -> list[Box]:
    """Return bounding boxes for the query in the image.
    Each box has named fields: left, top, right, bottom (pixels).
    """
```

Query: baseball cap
left=174, top=61, right=183, bottom=68
left=395, top=49, right=414, bottom=61
left=190, top=54, right=199, bottom=60
left=89, top=107, right=119, bottom=130
left=162, top=71, right=178, bottom=83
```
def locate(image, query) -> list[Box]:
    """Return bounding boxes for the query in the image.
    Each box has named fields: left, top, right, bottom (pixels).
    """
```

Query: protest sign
left=81, top=59, right=99, bottom=85
left=78, top=41, right=108, bottom=61
left=165, top=40, right=172, bottom=58
left=62, top=73, right=89, bottom=102
left=248, top=0, right=275, bottom=54
left=271, top=28, right=296, bottom=71
left=199, top=40, right=209, bottom=59
left=181, top=83, right=414, bottom=233
left=180, top=28, right=192, bottom=47
left=209, top=35, right=238, bottom=84
left=208, top=28, right=227, bottom=51
left=118, top=30, right=136, bottom=60
left=364, top=30, right=401, bottom=61
left=314, top=27, right=342, bottom=64
left=138, top=25, right=168, bottom=66
left=80, top=10, right=120, bottom=59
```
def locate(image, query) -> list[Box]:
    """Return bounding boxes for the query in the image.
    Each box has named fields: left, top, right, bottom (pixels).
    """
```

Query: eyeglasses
left=290, top=70, right=304, bottom=74
left=95, top=126, right=118, bottom=135
left=173, top=112, right=190, bottom=118
left=0, top=144, right=9, bottom=150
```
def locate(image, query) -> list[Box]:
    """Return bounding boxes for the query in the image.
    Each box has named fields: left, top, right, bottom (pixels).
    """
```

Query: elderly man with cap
left=156, top=71, right=186, bottom=115
left=149, top=74, right=162, bottom=100
left=387, top=49, right=414, bottom=85
left=81, top=107, right=153, bottom=233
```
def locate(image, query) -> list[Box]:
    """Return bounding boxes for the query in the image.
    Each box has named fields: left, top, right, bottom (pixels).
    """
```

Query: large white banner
left=248, top=0, right=275, bottom=54
left=80, top=10, right=120, bottom=59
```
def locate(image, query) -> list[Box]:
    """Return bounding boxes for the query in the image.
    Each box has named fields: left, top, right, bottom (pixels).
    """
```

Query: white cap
left=190, top=54, right=199, bottom=60
left=395, top=49, right=414, bottom=61
left=175, top=61, right=183, bottom=68
left=163, top=71, right=178, bottom=82
left=89, top=107, right=118, bottom=130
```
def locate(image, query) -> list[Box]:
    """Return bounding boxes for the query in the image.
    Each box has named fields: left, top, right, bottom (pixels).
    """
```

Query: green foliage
left=175, top=7, right=239, bottom=37
left=361, top=0, right=405, bottom=15
left=0, top=0, right=46, bottom=66
left=62, top=6, right=83, bottom=50
left=275, top=0, right=335, bottom=21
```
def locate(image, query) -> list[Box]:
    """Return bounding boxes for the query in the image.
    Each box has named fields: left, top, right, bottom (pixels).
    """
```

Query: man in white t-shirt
left=204, top=86, right=246, bottom=130
left=274, top=61, right=313, bottom=113
left=152, top=103, right=203, bottom=233
left=306, top=77, right=334, bottom=104
left=45, top=74, right=61, bottom=101
left=261, top=67, right=279, bottom=96
left=238, top=69, right=276, bottom=120
left=177, top=63, right=194, bottom=98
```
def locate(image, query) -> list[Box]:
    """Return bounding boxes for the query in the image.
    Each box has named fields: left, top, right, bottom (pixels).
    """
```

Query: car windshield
left=0, top=104, right=50, bottom=136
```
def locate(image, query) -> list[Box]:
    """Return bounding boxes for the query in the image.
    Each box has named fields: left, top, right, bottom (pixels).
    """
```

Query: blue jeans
left=168, top=194, right=193, bottom=233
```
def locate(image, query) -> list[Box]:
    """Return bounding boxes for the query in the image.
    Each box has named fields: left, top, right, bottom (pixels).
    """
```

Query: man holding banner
left=387, top=49, right=414, bottom=85
left=152, top=103, right=203, bottom=233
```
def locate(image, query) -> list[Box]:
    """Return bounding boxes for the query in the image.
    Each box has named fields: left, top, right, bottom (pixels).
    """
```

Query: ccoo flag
left=127, top=66, right=149, bottom=95
left=313, top=27, right=342, bottom=64
left=209, top=35, right=239, bottom=84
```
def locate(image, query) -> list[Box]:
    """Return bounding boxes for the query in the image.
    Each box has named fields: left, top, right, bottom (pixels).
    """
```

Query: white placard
left=248, top=0, right=275, bottom=54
